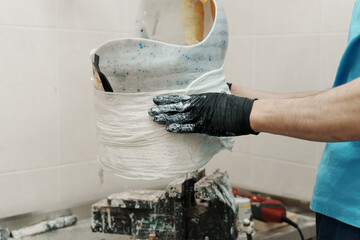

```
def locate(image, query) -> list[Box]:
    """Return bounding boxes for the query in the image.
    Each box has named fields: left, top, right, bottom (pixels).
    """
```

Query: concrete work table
left=17, top=214, right=316, bottom=240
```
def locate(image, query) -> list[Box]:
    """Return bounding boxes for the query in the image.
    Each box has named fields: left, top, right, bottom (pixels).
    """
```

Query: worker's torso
left=311, top=0, right=360, bottom=228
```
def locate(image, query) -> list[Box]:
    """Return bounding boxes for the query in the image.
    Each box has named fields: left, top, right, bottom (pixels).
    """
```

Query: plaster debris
left=11, top=215, right=77, bottom=239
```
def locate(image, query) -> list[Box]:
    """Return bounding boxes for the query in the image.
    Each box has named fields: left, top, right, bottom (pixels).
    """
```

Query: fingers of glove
left=148, top=101, right=192, bottom=116
left=153, top=112, right=193, bottom=124
left=153, top=95, right=191, bottom=105
left=166, top=123, right=200, bottom=133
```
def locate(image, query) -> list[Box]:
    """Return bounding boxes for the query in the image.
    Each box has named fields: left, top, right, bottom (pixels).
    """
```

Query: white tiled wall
left=0, top=0, right=354, bottom=218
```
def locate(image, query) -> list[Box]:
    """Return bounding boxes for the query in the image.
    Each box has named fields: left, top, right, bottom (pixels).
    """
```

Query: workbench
left=16, top=214, right=315, bottom=240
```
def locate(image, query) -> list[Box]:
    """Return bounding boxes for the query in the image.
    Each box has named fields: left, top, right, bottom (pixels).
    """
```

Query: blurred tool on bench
left=233, top=188, right=305, bottom=240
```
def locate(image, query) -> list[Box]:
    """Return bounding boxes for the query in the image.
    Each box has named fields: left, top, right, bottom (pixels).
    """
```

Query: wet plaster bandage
left=94, top=67, right=233, bottom=180
left=91, top=0, right=232, bottom=180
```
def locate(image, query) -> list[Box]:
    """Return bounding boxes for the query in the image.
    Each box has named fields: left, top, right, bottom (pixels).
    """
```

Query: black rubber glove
left=148, top=92, right=259, bottom=137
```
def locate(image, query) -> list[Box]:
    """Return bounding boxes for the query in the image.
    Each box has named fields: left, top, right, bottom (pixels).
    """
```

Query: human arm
left=250, top=78, right=360, bottom=142
left=149, top=79, right=360, bottom=142
left=230, top=84, right=324, bottom=99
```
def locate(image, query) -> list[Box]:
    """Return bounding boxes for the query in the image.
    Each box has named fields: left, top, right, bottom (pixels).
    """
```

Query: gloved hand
left=148, top=92, right=259, bottom=137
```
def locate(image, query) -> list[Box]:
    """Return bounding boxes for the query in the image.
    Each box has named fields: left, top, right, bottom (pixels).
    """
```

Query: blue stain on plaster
left=107, top=60, right=110, bottom=63
left=176, top=81, right=179, bottom=85
left=138, top=69, right=141, bottom=72
left=209, top=56, right=212, bottom=61
left=178, top=50, right=181, bottom=53
left=139, top=43, right=143, bottom=49
left=137, top=88, right=141, bottom=92
left=113, top=70, right=117, bottom=73
left=150, top=52, right=153, bottom=55
left=181, top=82, right=183, bottom=85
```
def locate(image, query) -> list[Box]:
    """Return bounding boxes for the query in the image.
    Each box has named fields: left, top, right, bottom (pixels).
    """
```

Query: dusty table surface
left=14, top=214, right=315, bottom=240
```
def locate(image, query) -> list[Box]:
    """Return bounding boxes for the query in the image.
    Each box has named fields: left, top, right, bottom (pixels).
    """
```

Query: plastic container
left=235, top=197, right=252, bottom=222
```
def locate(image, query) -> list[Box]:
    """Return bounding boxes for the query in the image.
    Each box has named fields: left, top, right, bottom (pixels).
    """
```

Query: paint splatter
left=139, top=43, right=143, bottom=49
left=137, top=89, right=141, bottom=92
left=138, top=69, right=141, bottom=72
left=209, top=56, right=212, bottom=61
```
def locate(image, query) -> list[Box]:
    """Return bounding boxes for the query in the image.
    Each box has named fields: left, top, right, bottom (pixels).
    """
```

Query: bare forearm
left=231, top=84, right=323, bottom=99
left=250, top=78, right=360, bottom=142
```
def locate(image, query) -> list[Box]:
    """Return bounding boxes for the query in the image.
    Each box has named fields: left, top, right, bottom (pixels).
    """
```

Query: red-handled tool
left=232, top=188, right=286, bottom=223
left=232, top=188, right=304, bottom=240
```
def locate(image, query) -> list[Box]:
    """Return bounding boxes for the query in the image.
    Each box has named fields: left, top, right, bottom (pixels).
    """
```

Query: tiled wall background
left=0, top=0, right=354, bottom=218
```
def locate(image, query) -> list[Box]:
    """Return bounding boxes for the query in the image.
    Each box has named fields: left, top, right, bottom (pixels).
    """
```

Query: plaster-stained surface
left=17, top=215, right=315, bottom=240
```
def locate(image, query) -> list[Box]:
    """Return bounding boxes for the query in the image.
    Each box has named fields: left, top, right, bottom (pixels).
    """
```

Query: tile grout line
left=0, top=159, right=98, bottom=178
left=0, top=26, right=348, bottom=38
left=320, top=0, right=325, bottom=34
left=125, top=0, right=130, bottom=36
left=318, top=0, right=325, bottom=163
left=250, top=0, right=258, bottom=188
left=227, top=149, right=318, bottom=169
left=56, top=0, right=61, bottom=207
left=252, top=154, right=319, bottom=169
left=255, top=32, right=348, bottom=38
left=0, top=24, right=128, bottom=35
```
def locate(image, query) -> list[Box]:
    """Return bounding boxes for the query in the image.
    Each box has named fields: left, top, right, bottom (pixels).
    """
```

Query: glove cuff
left=232, top=96, right=260, bottom=136
left=248, top=98, right=259, bottom=135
